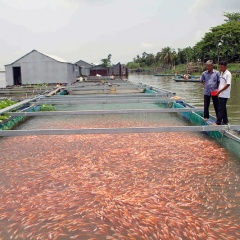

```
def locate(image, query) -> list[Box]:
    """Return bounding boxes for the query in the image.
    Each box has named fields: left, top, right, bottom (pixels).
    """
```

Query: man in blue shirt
left=200, top=60, right=220, bottom=121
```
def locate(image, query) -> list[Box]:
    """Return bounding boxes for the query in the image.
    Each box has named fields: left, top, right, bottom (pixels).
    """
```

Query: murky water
left=128, top=73, right=240, bottom=125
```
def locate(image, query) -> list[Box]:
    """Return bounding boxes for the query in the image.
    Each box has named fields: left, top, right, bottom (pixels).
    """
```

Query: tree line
left=127, top=12, right=240, bottom=69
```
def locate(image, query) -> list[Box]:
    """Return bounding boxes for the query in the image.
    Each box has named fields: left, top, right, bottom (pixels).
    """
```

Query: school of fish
left=0, top=115, right=240, bottom=240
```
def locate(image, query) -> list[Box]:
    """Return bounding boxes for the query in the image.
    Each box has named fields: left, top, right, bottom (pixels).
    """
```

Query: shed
left=75, top=60, right=93, bottom=76
left=5, top=50, right=79, bottom=86
left=89, top=65, right=109, bottom=76
left=110, top=63, right=128, bottom=76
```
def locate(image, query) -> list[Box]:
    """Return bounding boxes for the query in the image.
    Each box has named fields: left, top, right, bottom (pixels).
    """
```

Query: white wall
left=0, top=71, right=6, bottom=88
left=5, top=50, right=76, bottom=85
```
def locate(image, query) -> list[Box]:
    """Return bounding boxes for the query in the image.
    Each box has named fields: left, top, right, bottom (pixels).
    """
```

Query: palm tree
left=159, top=47, right=175, bottom=67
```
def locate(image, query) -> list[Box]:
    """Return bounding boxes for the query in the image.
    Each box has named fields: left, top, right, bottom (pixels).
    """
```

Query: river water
left=128, top=73, right=240, bottom=125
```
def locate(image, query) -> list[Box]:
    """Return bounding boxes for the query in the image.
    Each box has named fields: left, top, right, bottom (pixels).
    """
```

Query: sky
left=0, top=0, right=240, bottom=69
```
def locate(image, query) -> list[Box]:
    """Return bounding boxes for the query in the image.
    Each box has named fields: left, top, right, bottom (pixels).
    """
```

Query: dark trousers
left=216, top=97, right=228, bottom=125
left=204, top=95, right=218, bottom=119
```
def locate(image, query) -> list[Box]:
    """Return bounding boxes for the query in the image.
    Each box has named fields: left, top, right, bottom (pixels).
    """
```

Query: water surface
left=128, top=74, right=240, bottom=124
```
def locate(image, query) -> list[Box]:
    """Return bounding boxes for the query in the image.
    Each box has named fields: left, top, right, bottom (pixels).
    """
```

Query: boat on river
left=154, top=73, right=177, bottom=76
left=173, top=76, right=200, bottom=82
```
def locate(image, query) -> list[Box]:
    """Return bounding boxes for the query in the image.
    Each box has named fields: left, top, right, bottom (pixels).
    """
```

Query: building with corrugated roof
left=110, top=63, right=128, bottom=76
left=89, top=65, right=109, bottom=77
left=5, top=50, right=79, bottom=86
left=75, top=60, right=93, bottom=76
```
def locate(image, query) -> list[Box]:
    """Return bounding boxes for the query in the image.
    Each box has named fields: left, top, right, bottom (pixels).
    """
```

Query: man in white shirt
left=214, top=61, right=232, bottom=125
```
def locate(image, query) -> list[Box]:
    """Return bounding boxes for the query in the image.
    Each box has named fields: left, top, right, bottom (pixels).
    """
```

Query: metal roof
left=41, top=52, right=69, bottom=63
left=75, top=60, right=93, bottom=68
left=5, top=49, right=72, bottom=65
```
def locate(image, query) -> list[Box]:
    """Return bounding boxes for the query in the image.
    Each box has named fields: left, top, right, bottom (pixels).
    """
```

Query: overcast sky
left=0, top=0, right=240, bottom=69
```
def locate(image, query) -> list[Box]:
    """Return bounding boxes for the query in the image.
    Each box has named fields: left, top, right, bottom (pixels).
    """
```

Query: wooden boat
left=154, top=73, right=177, bottom=76
left=173, top=77, right=200, bottom=82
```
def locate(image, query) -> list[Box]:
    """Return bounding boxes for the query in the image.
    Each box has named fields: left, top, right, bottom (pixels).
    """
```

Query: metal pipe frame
left=44, top=93, right=174, bottom=99
left=7, top=108, right=204, bottom=116
left=32, top=99, right=175, bottom=105
left=0, top=96, right=41, bottom=115
left=1, top=125, right=240, bottom=137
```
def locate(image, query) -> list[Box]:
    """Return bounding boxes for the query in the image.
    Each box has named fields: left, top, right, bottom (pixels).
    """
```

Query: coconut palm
left=159, top=47, right=175, bottom=67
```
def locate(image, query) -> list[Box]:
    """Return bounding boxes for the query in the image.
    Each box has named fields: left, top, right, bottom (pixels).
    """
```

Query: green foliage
left=159, top=47, right=176, bottom=66
left=223, top=12, right=240, bottom=22
left=0, top=99, right=17, bottom=122
left=0, top=99, right=17, bottom=110
left=40, top=104, right=56, bottom=111
left=0, top=114, right=9, bottom=122
left=131, top=47, right=177, bottom=69
left=198, top=21, right=240, bottom=63
left=0, top=116, right=26, bottom=130
left=101, top=54, right=112, bottom=67
left=0, top=99, right=27, bottom=128
left=126, top=62, right=140, bottom=69
left=232, top=73, right=240, bottom=81
left=128, top=12, right=240, bottom=68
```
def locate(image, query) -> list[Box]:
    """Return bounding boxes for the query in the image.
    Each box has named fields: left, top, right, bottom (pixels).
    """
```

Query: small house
left=5, top=50, right=79, bottom=86
left=110, top=63, right=128, bottom=76
left=89, top=65, right=109, bottom=77
left=75, top=60, right=93, bottom=77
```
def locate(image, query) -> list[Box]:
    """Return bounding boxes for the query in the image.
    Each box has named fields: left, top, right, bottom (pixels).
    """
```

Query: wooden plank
left=45, top=87, right=64, bottom=97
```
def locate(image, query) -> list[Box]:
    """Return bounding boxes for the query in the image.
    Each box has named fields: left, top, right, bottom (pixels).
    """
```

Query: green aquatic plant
left=0, top=99, right=17, bottom=109
left=0, top=116, right=26, bottom=130
left=0, top=99, right=17, bottom=122
left=0, top=113, right=9, bottom=122
left=40, top=104, right=56, bottom=111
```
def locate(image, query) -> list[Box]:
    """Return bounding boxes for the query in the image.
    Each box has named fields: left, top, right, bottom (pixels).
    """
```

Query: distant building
left=75, top=60, right=93, bottom=76
left=5, top=50, right=79, bottom=86
left=88, top=63, right=128, bottom=78
left=89, top=65, right=109, bottom=76
left=110, top=63, right=128, bottom=76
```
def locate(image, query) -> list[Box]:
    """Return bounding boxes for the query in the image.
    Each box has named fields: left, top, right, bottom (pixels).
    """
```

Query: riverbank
left=132, top=63, right=240, bottom=80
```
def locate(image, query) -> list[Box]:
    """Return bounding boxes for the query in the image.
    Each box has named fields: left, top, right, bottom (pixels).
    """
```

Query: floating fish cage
left=0, top=97, right=41, bottom=130
left=0, top=79, right=240, bottom=240
left=173, top=101, right=240, bottom=158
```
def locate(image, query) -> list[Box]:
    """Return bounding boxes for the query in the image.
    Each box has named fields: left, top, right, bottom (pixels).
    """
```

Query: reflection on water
left=128, top=74, right=240, bottom=124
